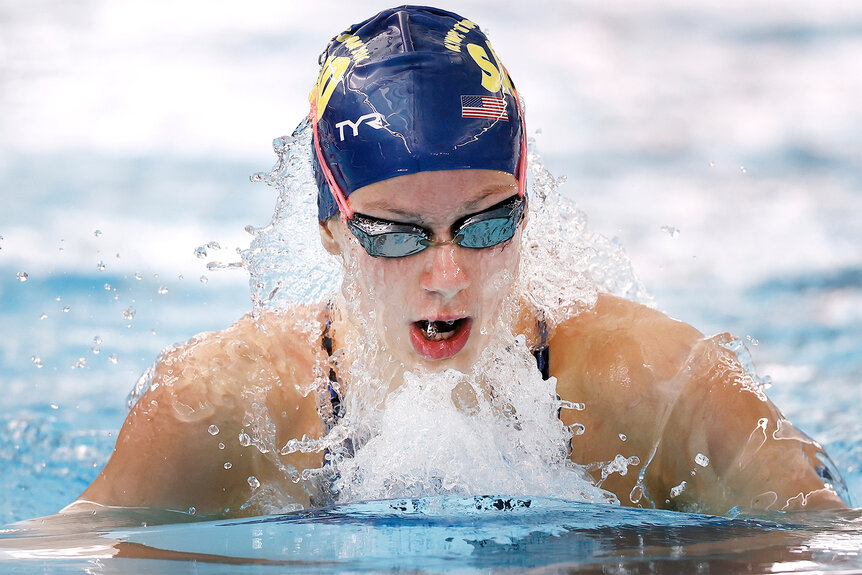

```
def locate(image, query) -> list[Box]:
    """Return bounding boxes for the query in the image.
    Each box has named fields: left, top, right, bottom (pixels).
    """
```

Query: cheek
left=474, top=238, right=522, bottom=297
left=346, top=248, right=416, bottom=313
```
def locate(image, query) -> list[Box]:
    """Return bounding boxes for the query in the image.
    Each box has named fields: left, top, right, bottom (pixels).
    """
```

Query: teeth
left=418, top=319, right=461, bottom=341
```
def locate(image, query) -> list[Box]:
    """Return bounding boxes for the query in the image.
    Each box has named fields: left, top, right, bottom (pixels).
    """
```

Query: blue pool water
left=2, top=0, right=861, bottom=571
left=4, top=496, right=862, bottom=573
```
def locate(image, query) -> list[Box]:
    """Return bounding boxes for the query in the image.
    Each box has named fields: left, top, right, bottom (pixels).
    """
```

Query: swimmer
left=66, top=6, right=848, bottom=517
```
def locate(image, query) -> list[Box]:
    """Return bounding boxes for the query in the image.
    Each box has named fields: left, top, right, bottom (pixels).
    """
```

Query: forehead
left=348, top=169, right=518, bottom=222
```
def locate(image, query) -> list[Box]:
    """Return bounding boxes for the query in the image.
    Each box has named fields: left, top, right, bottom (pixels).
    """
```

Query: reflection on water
left=2, top=497, right=862, bottom=573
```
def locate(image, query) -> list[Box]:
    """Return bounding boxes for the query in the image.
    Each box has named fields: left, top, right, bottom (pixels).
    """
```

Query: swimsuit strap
left=533, top=316, right=550, bottom=381
left=321, top=302, right=343, bottom=429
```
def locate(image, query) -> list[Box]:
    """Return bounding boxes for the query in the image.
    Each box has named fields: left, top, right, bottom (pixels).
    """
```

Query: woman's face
left=321, top=169, right=524, bottom=372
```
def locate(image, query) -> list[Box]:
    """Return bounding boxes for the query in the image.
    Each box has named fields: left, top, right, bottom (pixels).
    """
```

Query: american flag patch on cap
left=460, top=95, right=508, bottom=121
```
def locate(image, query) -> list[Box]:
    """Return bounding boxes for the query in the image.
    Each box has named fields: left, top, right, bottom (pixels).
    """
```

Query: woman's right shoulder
left=141, top=303, right=330, bottom=414
left=76, top=303, right=331, bottom=513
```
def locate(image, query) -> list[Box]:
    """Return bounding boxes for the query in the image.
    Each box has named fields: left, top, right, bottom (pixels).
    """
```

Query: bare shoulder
left=548, top=293, right=712, bottom=506
left=151, top=306, right=324, bottom=404
left=548, top=293, right=846, bottom=513
left=72, top=304, right=329, bottom=516
left=551, top=293, right=703, bottom=395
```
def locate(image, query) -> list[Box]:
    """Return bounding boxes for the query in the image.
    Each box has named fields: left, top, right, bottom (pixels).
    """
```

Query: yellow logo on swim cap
left=309, top=34, right=370, bottom=119
left=441, top=19, right=513, bottom=95
left=467, top=41, right=513, bottom=94
left=444, top=19, right=477, bottom=52
left=311, top=55, right=350, bottom=119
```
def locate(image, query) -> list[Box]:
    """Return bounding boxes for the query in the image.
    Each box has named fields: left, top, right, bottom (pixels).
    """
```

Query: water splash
left=220, top=119, right=655, bottom=510
left=242, top=121, right=342, bottom=310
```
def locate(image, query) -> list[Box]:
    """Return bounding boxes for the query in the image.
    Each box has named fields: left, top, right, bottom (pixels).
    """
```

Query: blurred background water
left=1, top=0, right=860, bottom=524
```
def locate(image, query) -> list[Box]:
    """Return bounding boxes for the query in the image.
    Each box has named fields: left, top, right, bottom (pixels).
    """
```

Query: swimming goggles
left=346, top=194, right=526, bottom=258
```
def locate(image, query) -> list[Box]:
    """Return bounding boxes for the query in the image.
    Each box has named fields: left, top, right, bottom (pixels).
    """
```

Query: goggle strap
left=309, top=104, right=354, bottom=221
left=508, top=73, right=528, bottom=198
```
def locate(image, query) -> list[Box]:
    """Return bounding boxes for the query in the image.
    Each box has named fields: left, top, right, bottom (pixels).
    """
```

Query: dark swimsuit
left=321, top=311, right=550, bottom=429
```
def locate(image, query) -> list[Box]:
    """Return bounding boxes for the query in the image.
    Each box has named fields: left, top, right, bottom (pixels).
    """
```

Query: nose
left=419, top=244, right=470, bottom=300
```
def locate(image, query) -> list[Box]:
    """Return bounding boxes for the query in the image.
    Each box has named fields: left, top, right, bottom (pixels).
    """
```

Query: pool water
left=4, top=496, right=862, bottom=573
left=2, top=0, right=861, bottom=572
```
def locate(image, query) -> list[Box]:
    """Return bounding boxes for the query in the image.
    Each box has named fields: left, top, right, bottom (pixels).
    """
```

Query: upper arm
left=660, top=335, right=848, bottom=513
left=75, top=356, right=265, bottom=515
left=73, top=314, right=326, bottom=516
left=552, top=294, right=846, bottom=514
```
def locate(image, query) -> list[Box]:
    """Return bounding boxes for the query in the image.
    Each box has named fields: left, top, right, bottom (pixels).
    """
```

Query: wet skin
left=69, top=170, right=848, bottom=518
left=318, top=169, right=524, bottom=373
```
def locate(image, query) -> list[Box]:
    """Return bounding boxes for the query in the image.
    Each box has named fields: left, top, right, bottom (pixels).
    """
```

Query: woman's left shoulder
left=550, top=293, right=704, bottom=385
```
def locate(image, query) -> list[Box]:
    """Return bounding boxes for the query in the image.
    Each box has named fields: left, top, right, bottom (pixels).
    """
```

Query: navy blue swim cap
left=310, top=5, right=526, bottom=221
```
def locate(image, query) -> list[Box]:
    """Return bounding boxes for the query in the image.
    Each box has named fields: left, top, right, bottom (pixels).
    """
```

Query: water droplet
left=746, top=335, right=759, bottom=346
left=194, top=246, right=208, bottom=259
left=224, top=462, right=232, bottom=470
left=151, top=329, right=157, bottom=335
left=104, top=283, right=111, bottom=290
left=49, top=403, right=59, bottom=410
left=55, top=296, right=61, bottom=302
left=93, top=336, right=102, bottom=345
left=670, top=481, right=687, bottom=498
left=31, top=355, right=43, bottom=368
left=122, top=307, right=136, bottom=320
left=709, top=161, right=715, bottom=168
left=218, top=442, right=225, bottom=450
left=39, top=313, right=48, bottom=320
left=177, top=275, right=183, bottom=281
left=108, top=354, right=119, bottom=364
left=134, top=272, right=143, bottom=281
left=188, top=506, right=196, bottom=515
left=62, top=306, right=71, bottom=313
left=238, top=432, right=251, bottom=447
left=157, top=286, right=168, bottom=295
left=74, top=357, right=87, bottom=369
left=206, top=241, right=221, bottom=250
left=619, top=433, right=627, bottom=442
left=695, top=453, right=710, bottom=467
left=91, top=347, right=100, bottom=355
left=199, top=275, right=208, bottom=284
left=94, top=230, right=102, bottom=237
left=740, top=166, right=747, bottom=174
left=96, top=261, right=106, bottom=271
left=660, top=225, right=680, bottom=238
left=247, top=476, right=261, bottom=490
left=16, top=272, right=28, bottom=282
left=208, top=424, right=220, bottom=436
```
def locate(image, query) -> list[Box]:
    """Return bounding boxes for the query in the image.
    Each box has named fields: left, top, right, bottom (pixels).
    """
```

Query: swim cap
left=309, top=5, right=526, bottom=221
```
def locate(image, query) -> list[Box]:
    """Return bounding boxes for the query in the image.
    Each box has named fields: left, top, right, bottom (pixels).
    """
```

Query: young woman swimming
left=67, top=6, right=848, bottom=517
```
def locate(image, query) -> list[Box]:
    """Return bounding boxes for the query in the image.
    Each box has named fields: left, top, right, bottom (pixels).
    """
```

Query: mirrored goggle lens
left=349, top=225, right=428, bottom=258
left=455, top=216, right=520, bottom=249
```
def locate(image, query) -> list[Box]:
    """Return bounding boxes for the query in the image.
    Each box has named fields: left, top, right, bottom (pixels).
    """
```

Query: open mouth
left=409, top=317, right=473, bottom=360
left=415, top=319, right=469, bottom=341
